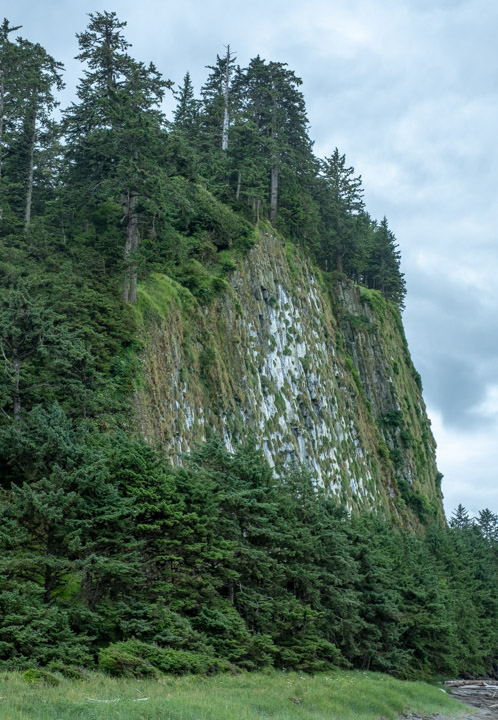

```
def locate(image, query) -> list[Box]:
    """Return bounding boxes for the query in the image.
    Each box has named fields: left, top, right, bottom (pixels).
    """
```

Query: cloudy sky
left=9, top=0, right=498, bottom=517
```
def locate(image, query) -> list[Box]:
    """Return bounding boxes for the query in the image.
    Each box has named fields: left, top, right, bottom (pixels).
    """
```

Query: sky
left=8, top=0, right=498, bottom=517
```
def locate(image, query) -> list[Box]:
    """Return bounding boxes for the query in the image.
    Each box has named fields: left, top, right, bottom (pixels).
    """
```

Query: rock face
left=134, top=231, right=443, bottom=525
left=446, top=681, right=498, bottom=719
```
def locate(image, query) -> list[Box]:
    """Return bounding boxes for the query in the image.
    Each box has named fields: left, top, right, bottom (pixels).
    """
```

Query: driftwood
left=86, top=697, right=121, bottom=703
left=85, top=696, right=149, bottom=703
left=445, top=680, right=498, bottom=687
left=446, top=680, right=498, bottom=716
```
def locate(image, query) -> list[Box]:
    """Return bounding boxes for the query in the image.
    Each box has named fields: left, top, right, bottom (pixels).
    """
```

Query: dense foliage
left=0, top=11, right=405, bottom=309
left=1, top=427, right=497, bottom=677
left=0, top=12, right=496, bottom=680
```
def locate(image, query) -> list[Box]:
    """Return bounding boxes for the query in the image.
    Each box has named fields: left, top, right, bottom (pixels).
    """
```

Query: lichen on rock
left=134, top=231, right=443, bottom=526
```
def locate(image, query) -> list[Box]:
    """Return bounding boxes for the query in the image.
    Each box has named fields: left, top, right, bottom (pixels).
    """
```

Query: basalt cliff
left=134, top=230, right=442, bottom=527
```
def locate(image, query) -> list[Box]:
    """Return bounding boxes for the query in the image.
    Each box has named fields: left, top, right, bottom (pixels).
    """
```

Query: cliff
left=133, top=230, right=443, bottom=526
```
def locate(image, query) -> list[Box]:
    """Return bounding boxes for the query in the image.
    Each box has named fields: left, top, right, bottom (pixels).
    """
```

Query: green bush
left=359, top=286, right=386, bottom=316
left=98, top=643, right=159, bottom=678
left=98, top=640, right=227, bottom=677
left=378, top=439, right=390, bottom=460
left=345, top=313, right=372, bottom=330
left=199, top=345, right=217, bottom=375
left=210, top=276, right=229, bottom=294
left=390, top=448, right=403, bottom=468
left=238, top=634, right=277, bottom=670
left=380, top=410, right=404, bottom=428
left=217, top=250, right=237, bottom=273
left=278, top=635, right=340, bottom=672
left=22, top=669, right=60, bottom=686
left=193, top=605, right=250, bottom=662
left=48, top=662, right=87, bottom=680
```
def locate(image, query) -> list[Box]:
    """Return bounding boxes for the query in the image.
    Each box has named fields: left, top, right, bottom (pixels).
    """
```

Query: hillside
left=0, top=10, right=497, bottom=680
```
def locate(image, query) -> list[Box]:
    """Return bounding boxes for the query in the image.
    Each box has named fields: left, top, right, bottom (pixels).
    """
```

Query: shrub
left=192, top=605, right=250, bottom=662
left=238, top=634, right=278, bottom=670
left=98, top=640, right=227, bottom=677
left=22, top=669, right=60, bottom=686
left=48, top=662, right=88, bottom=680
left=98, top=643, right=159, bottom=678
left=380, top=410, right=404, bottom=428
left=199, top=345, right=217, bottom=375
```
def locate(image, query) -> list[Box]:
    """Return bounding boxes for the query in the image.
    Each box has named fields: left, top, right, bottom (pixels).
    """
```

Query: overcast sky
left=9, top=0, right=498, bottom=517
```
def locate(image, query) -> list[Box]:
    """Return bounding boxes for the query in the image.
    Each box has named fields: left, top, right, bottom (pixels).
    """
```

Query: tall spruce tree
left=318, top=148, right=364, bottom=273
left=201, top=46, right=237, bottom=152
left=173, top=72, right=199, bottom=135
left=0, top=30, right=64, bottom=232
left=0, top=286, right=95, bottom=420
left=367, top=217, right=406, bottom=308
left=477, top=508, right=498, bottom=541
left=233, top=57, right=313, bottom=224
left=450, top=503, right=471, bottom=529
left=0, top=18, right=21, bottom=214
left=64, top=11, right=171, bottom=302
left=14, top=40, right=63, bottom=230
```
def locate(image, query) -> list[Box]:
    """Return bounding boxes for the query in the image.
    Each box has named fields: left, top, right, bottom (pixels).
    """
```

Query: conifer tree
left=367, top=217, right=406, bottom=308
left=233, top=57, right=312, bottom=224
left=173, top=71, right=199, bottom=135
left=318, top=148, right=364, bottom=272
left=0, top=404, right=139, bottom=663
left=450, top=503, right=471, bottom=529
left=14, top=40, right=63, bottom=230
left=0, top=286, right=94, bottom=420
left=64, top=11, right=171, bottom=303
left=348, top=515, right=409, bottom=674
left=201, top=46, right=237, bottom=152
left=0, top=18, right=21, bottom=211
left=228, top=120, right=268, bottom=218
left=477, top=508, right=498, bottom=541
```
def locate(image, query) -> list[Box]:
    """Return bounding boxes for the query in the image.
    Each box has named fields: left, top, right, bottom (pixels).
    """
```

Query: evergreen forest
left=0, top=12, right=497, bottom=681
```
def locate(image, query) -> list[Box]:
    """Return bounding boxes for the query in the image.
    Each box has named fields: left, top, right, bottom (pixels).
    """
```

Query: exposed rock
left=134, top=231, right=443, bottom=525
left=446, top=681, right=498, bottom=719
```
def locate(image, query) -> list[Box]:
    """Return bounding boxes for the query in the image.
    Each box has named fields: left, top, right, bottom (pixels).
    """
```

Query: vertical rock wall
left=134, top=231, right=443, bottom=525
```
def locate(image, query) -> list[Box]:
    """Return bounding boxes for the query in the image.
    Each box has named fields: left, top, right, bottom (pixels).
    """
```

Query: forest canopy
left=0, top=11, right=406, bottom=308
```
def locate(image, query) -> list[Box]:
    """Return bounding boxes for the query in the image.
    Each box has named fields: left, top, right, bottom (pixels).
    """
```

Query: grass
left=359, top=286, right=387, bottom=316
left=133, top=273, right=196, bottom=329
left=0, top=670, right=467, bottom=720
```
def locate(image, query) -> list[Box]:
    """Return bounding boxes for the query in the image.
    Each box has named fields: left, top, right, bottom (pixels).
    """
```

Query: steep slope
left=134, top=230, right=443, bottom=526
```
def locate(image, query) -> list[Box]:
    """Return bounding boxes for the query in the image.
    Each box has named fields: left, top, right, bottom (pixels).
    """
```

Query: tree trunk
left=252, top=198, right=261, bottom=223
left=44, top=563, right=54, bottom=604
left=235, top=171, right=241, bottom=200
left=122, top=189, right=139, bottom=304
left=221, top=46, right=231, bottom=151
left=24, top=92, right=38, bottom=232
left=269, top=84, right=279, bottom=223
left=12, top=348, right=21, bottom=421
left=222, top=106, right=229, bottom=151
left=270, top=161, right=278, bottom=223
left=0, top=76, right=4, bottom=200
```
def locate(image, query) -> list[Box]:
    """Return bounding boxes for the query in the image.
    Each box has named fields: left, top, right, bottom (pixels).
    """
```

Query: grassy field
left=0, top=669, right=467, bottom=720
